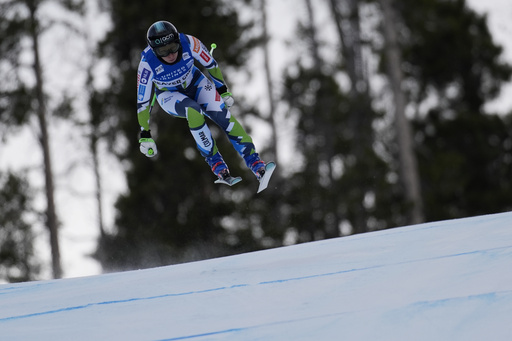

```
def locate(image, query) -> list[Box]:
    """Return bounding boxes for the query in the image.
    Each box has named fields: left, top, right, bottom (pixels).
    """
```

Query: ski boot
left=206, top=152, right=228, bottom=177
left=245, top=153, right=267, bottom=180
left=207, top=152, right=242, bottom=186
left=244, top=153, right=276, bottom=193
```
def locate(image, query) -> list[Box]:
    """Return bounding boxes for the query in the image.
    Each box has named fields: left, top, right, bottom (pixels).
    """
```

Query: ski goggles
left=154, top=42, right=180, bottom=57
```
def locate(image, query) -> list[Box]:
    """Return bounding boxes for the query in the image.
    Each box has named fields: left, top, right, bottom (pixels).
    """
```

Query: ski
left=214, top=176, right=242, bottom=186
left=257, top=162, right=276, bottom=193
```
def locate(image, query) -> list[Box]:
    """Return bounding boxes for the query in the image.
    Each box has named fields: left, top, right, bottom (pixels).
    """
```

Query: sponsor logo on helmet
left=153, top=34, right=175, bottom=46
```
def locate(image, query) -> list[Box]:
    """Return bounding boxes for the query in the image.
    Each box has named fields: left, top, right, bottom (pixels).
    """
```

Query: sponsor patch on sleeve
left=192, top=37, right=201, bottom=53
left=140, top=68, right=151, bottom=84
left=138, top=85, right=146, bottom=101
left=200, top=51, right=211, bottom=63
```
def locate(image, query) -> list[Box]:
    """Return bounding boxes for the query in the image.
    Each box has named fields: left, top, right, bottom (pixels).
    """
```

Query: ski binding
left=257, top=161, right=276, bottom=193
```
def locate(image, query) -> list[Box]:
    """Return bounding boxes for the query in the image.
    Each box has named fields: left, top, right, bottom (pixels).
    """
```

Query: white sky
left=466, top=0, right=512, bottom=113
left=0, top=0, right=511, bottom=280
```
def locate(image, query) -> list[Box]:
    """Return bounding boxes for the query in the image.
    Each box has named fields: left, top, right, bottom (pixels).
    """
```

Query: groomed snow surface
left=1, top=212, right=512, bottom=340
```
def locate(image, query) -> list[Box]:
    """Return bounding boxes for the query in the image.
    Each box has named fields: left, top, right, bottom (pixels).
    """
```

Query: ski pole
left=210, top=43, right=217, bottom=55
left=149, top=92, right=157, bottom=113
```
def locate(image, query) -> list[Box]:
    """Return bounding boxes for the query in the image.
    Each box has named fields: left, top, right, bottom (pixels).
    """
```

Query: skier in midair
left=136, top=20, right=268, bottom=184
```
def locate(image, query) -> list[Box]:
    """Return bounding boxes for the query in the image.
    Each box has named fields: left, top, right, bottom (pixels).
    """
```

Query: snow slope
left=1, top=212, right=512, bottom=340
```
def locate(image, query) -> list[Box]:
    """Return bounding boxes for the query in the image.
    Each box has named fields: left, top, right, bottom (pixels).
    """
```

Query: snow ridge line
left=409, top=289, right=512, bottom=309
left=0, top=285, right=234, bottom=322
left=154, top=288, right=512, bottom=340
left=258, top=244, right=512, bottom=285
left=0, top=244, right=510, bottom=323
left=154, top=311, right=353, bottom=341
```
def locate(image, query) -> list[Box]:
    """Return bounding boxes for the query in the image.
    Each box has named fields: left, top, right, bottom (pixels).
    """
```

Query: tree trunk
left=329, top=0, right=373, bottom=233
left=28, top=1, right=62, bottom=279
left=304, top=0, right=341, bottom=238
left=381, top=0, right=425, bottom=224
left=260, top=0, right=279, bottom=163
left=329, top=0, right=368, bottom=96
left=304, top=0, right=322, bottom=69
left=92, top=134, right=106, bottom=237
left=85, top=35, right=106, bottom=238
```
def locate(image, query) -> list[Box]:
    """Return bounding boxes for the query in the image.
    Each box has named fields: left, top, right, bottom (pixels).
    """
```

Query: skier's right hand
left=139, top=130, right=158, bottom=157
left=221, top=92, right=235, bottom=109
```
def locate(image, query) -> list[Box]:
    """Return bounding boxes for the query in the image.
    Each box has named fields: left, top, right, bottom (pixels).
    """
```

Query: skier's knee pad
left=186, top=107, right=206, bottom=129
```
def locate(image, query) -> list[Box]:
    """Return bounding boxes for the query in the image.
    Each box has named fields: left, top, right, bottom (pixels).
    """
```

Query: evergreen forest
left=1, top=0, right=511, bottom=281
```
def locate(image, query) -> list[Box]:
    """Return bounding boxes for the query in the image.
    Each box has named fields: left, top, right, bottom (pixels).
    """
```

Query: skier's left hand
left=140, top=138, right=157, bottom=157
left=221, top=92, right=234, bottom=109
left=139, top=130, right=158, bottom=157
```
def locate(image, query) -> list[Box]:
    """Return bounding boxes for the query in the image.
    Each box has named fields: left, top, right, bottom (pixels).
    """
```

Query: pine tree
left=0, top=0, right=84, bottom=279
left=0, top=171, right=40, bottom=282
left=279, top=0, right=403, bottom=240
left=393, top=0, right=512, bottom=220
left=93, top=0, right=260, bottom=271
